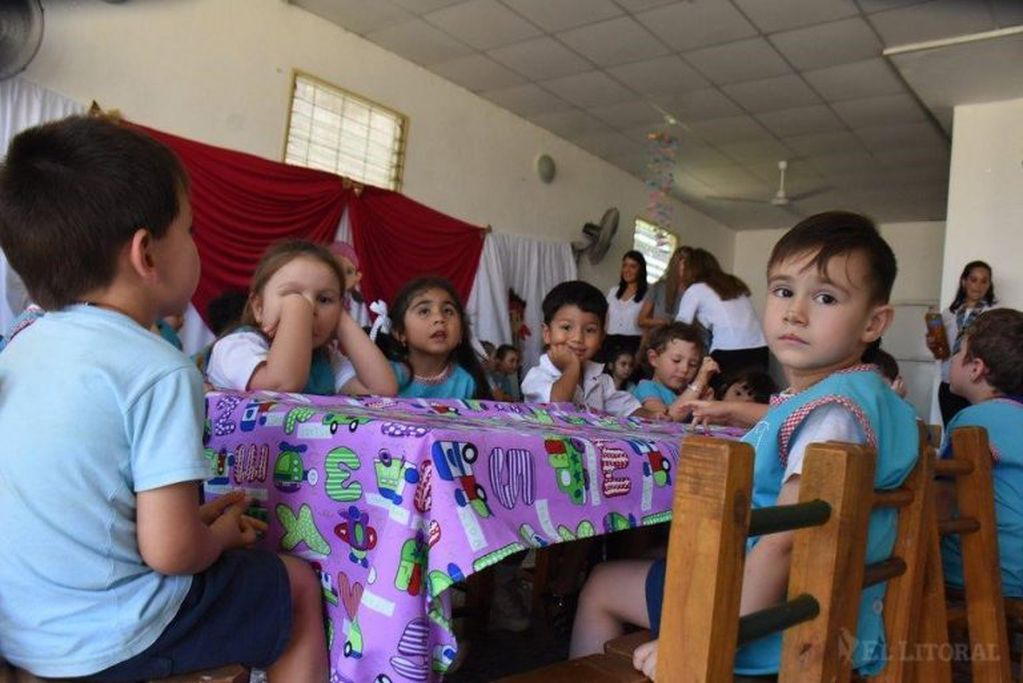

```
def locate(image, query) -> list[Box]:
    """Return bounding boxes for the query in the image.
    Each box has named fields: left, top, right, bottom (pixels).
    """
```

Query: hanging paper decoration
left=644, top=132, right=679, bottom=231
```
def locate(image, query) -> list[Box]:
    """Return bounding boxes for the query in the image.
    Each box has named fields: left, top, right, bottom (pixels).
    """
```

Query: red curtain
left=348, top=186, right=485, bottom=306
left=135, top=124, right=350, bottom=324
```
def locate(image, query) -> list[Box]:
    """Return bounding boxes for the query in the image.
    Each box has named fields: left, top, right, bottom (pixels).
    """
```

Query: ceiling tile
left=783, top=130, right=868, bottom=155
left=655, top=88, right=743, bottom=122
left=756, top=105, right=846, bottom=137
left=855, top=0, right=930, bottom=11
left=588, top=100, right=665, bottom=129
left=390, top=0, right=464, bottom=14
left=803, top=58, right=906, bottom=102
left=991, top=0, right=1023, bottom=27
left=733, top=0, right=859, bottom=33
left=365, top=19, right=474, bottom=65
left=541, top=71, right=637, bottom=108
left=722, top=74, right=821, bottom=114
left=868, top=0, right=996, bottom=48
left=573, top=130, right=643, bottom=160
left=430, top=53, right=526, bottom=92
left=872, top=143, right=950, bottom=167
left=717, top=139, right=797, bottom=166
left=683, top=38, right=792, bottom=86
left=487, top=37, right=592, bottom=80
left=292, top=0, right=412, bottom=35
left=479, top=83, right=572, bottom=117
left=854, top=121, right=947, bottom=151
left=810, top=150, right=883, bottom=175
left=528, top=109, right=610, bottom=139
left=688, top=115, right=773, bottom=144
left=688, top=164, right=770, bottom=195
left=674, top=139, right=736, bottom=168
left=424, top=0, right=542, bottom=50
left=502, top=0, right=622, bottom=32
left=615, top=0, right=681, bottom=12
left=831, top=93, right=927, bottom=128
left=769, top=17, right=882, bottom=70
left=634, top=1, right=757, bottom=52
left=607, top=56, right=710, bottom=97
left=557, top=17, right=670, bottom=67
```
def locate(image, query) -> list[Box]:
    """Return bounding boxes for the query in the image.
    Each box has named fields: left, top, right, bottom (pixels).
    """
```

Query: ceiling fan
left=705, top=160, right=828, bottom=208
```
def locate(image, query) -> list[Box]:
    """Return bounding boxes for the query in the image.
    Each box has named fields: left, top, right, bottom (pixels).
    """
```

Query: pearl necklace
left=414, top=363, right=453, bottom=385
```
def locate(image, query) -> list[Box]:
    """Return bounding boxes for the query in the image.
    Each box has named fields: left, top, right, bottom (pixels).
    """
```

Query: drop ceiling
left=290, top=0, right=1023, bottom=230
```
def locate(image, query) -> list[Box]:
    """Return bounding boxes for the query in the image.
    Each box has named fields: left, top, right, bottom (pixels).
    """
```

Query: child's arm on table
left=248, top=294, right=314, bottom=392
left=632, top=478, right=799, bottom=680
left=138, top=486, right=264, bottom=575
left=336, top=309, right=398, bottom=396
left=680, top=399, right=769, bottom=428
left=666, top=357, right=720, bottom=421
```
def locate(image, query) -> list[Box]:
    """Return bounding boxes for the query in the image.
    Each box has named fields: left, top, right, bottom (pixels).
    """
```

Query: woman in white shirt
left=675, top=248, right=767, bottom=383
left=925, top=260, right=996, bottom=425
left=601, top=250, right=648, bottom=361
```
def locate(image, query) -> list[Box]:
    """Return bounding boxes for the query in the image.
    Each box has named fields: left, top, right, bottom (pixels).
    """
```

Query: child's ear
left=541, top=323, right=551, bottom=347
left=861, top=303, right=895, bottom=344
left=250, top=293, right=264, bottom=325
left=646, top=348, right=658, bottom=367
left=126, top=228, right=155, bottom=281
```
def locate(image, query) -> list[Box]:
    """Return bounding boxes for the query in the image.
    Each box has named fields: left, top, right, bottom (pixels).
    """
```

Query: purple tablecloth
left=203, top=391, right=744, bottom=682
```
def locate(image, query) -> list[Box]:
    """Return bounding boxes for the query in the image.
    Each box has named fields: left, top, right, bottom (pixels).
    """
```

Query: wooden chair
left=497, top=436, right=878, bottom=683
left=913, top=426, right=1015, bottom=682
left=602, top=426, right=932, bottom=683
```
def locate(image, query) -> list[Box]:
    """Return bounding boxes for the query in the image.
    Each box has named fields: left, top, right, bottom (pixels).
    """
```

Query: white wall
left=942, top=97, right=1023, bottom=311
left=732, top=221, right=945, bottom=417
left=22, top=0, right=734, bottom=289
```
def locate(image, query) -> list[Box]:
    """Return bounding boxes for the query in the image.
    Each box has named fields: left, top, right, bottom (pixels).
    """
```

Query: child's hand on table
left=633, top=639, right=658, bottom=679
left=200, top=490, right=268, bottom=548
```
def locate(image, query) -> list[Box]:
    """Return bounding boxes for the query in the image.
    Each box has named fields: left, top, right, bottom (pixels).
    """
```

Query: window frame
left=282, top=69, right=409, bottom=191
left=632, top=217, right=679, bottom=284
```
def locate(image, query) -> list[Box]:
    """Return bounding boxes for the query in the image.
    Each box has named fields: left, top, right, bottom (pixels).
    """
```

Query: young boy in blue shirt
left=569, top=212, right=919, bottom=678
left=0, top=116, right=326, bottom=680
left=939, top=308, right=1023, bottom=597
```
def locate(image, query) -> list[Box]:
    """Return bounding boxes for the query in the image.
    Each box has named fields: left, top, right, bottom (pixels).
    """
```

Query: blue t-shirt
left=737, top=367, right=919, bottom=675
left=940, top=398, right=1023, bottom=597
left=0, top=305, right=210, bottom=676
left=392, top=361, right=477, bottom=400
left=633, top=379, right=678, bottom=406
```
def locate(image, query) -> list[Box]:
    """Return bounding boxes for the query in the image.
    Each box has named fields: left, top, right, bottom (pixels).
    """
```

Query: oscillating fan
left=572, top=208, right=619, bottom=265
left=0, top=0, right=44, bottom=81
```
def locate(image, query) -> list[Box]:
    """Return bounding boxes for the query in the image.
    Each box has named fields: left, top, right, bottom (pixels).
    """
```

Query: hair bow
left=369, top=300, right=391, bottom=341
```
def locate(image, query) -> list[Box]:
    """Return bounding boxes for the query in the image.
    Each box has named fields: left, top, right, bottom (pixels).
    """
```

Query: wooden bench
left=913, top=425, right=1015, bottom=682
left=497, top=435, right=879, bottom=682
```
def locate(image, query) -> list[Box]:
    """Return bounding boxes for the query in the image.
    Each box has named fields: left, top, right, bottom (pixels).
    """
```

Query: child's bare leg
left=268, top=555, right=329, bottom=683
left=569, top=559, right=654, bottom=657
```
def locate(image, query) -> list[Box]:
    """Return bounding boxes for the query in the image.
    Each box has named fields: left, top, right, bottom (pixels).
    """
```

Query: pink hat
left=329, top=240, right=359, bottom=269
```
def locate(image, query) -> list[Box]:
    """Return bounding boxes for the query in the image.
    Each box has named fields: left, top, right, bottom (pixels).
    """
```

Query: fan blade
left=702, top=194, right=765, bottom=204
left=786, top=187, right=832, bottom=202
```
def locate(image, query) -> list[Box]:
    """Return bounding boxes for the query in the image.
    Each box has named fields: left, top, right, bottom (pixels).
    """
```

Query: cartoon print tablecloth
left=203, top=391, right=744, bottom=682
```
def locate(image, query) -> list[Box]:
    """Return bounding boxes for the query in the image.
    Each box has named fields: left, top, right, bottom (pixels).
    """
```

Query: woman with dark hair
left=637, top=245, right=692, bottom=331
left=674, top=248, right=767, bottom=383
left=927, top=260, right=996, bottom=425
left=601, top=250, right=648, bottom=361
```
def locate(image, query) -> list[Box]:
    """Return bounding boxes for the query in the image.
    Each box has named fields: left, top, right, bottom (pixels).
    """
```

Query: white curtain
left=0, top=78, right=85, bottom=335
left=467, top=232, right=577, bottom=371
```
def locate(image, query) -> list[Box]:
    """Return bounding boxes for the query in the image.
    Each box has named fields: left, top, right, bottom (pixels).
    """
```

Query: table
left=203, top=391, right=744, bottom=682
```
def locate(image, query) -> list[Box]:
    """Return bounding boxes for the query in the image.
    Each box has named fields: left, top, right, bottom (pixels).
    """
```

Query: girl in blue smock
left=386, top=276, right=492, bottom=400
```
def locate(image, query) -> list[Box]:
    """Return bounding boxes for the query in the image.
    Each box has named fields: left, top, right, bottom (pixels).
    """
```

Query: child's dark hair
left=388, top=276, right=493, bottom=400
left=872, top=348, right=900, bottom=383
left=962, top=308, right=1023, bottom=395
left=615, top=250, right=648, bottom=303
left=646, top=322, right=705, bottom=361
left=0, top=115, right=188, bottom=310
left=542, top=280, right=608, bottom=326
left=495, top=344, right=518, bottom=361
left=716, top=368, right=778, bottom=404
left=948, top=260, right=996, bottom=313
left=481, top=340, right=496, bottom=357
left=207, top=289, right=248, bottom=336
left=768, top=211, right=897, bottom=304
left=241, top=240, right=344, bottom=332
left=684, top=248, right=750, bottom=301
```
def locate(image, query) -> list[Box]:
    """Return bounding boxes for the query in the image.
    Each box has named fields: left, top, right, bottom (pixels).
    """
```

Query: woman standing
left=637, top=246, right=691, bottom=332
left=601, top=250, right=648, bottom=361
left=675, top=248, right=767, bottom=383
left=928, top=260, right=996, bottom=425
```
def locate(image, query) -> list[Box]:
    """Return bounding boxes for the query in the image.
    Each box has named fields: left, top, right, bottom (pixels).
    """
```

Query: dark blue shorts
left=645, top=558, right=667, bottom=636
left=77, top=549, right=292, bottom=682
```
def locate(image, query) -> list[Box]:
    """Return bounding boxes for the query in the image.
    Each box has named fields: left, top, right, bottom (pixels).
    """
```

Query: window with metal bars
left=284, top=72, right=407, bottom=190
left=633, top=218, right=678, bottom=284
